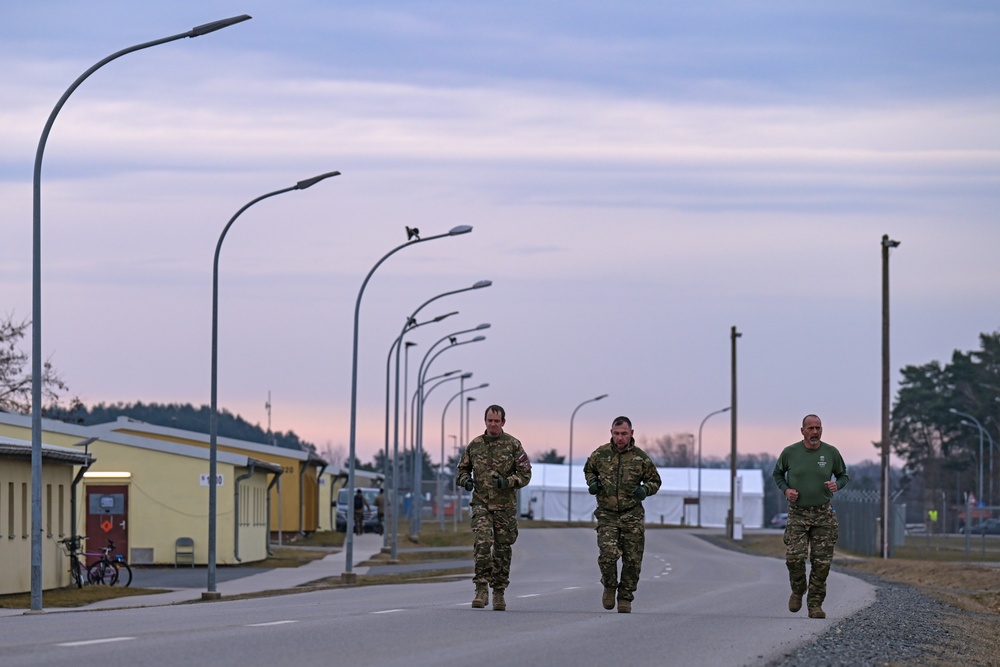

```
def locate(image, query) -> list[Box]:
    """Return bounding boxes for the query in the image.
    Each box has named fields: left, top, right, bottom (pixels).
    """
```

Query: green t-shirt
left=772, top=441, right=849, bottom=509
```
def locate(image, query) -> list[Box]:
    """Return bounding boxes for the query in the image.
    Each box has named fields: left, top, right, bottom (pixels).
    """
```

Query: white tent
left=522, top=463, right=764, bottom=529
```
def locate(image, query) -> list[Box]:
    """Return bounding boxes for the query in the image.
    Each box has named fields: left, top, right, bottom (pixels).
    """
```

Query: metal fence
left=833, top=489, right=905, bottom=557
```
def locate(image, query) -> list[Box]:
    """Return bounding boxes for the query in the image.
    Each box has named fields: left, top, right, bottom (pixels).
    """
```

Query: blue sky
left=2, top=1, right=999, bottom=467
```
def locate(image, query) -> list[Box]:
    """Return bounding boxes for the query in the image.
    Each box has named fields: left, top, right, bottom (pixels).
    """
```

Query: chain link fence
left=833, top=488, right=905, bottom=557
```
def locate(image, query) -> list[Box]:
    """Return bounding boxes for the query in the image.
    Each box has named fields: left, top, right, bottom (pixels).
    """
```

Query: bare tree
left=0, top=314, right=69, bottom=413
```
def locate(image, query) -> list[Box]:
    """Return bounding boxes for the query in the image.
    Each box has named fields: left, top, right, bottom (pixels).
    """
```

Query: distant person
left=583, top=415, right=661, bottom=613
left=353, top=489, right=370, bottom=536
left=456, top=404, right=532, bottom=611
left=374, top=488, right=386, bottom=533
left=772, top=414, right=850, bottom=619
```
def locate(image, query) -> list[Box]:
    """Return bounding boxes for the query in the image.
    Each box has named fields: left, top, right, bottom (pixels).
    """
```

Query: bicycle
left=57, top=535, right=87, bottom=588
left=89, top=539, right=132, bottom=587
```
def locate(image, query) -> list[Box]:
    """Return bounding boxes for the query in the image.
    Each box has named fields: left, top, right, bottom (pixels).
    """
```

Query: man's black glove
left=588, top=480, right=601, bottom=495
left=494, top=475, right=510, bottom=490
left=463, top=479, right=475, bottom=492
left=634, top=484, right=647, bottom=500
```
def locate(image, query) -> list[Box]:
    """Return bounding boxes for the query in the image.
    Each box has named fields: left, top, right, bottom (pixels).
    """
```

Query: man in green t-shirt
left=771, top=414, right=849, bottom=619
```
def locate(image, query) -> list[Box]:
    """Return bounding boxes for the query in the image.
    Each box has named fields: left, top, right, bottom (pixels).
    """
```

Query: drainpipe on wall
left=233, top=461, right=256, bottom=563
left=266, top=471, right=282, bottom=556
left=316, top=461, right=328, bottom=530
left=298, top=461, right=307, bottom=536
left=69, top=454, right=94, bottom=541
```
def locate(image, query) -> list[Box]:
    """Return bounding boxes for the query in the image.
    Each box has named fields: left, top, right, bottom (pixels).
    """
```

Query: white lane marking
left=58, top=637, right=134, bottom=647
left=371, top=609, right=404, bottom=614
left=517, top=594, right=540, bottom=598
left=564, top=586, right=581, bottom=590
left=247, top=620, right=299, bottom=627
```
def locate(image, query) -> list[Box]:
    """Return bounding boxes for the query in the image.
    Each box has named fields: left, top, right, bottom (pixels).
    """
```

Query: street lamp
left=950, top=408, right=985, bottom=508
left=386, top=280, right=491, bottom=555
left=28, top=14, right=251, bottom=610
left=697, top=406, right=731, bottom=527
left=208, top=171, right=340, bottom=597
left=568, top=394, right=608, bottom=522
left=382, top=310, right=457, bottom=548
left=959, top=419, right=996, bottom=507
left=412, top=331, right=489, bottom=535
left=465, top=396, right=477, bottom=445
left=880, top=234, right=900, bottom=558
left=440, top=382, right=488, bottom=529
left=345, top=225, right=473, bottom=574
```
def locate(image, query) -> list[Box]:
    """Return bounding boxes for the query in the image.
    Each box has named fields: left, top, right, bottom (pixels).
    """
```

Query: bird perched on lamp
left=406, top=226, right=420, bottom=240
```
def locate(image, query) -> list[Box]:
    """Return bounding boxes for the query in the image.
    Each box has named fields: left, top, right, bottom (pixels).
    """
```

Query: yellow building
left=0, top=413, right=281, bottom=583
left=0, top=436, right=92, bottom=595
left=89, top=417, right=326, bottom=539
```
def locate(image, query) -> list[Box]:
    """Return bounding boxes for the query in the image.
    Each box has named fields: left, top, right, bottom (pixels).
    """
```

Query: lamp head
left=477, top=383, right=489, bottom=389
left=295, top=170, right=340, bottom=190
left=471, top=335, right=486, bottom=342
left=405, top=341, right=417, bottom=348
left=475, top=323, right=491, bottom=330
left=882, top=234, right=901, bottom=248
left=472, top=280, right=492, bottom=289
left=433, top=311, right=459, bottom=323
left=443, top=370, right=460, bottom=377
left=448, top=225, right=473, bottom=236
left=460, top=372, right=473, bottom=379
left=189, top=14, right=252, bottom=37
left=595, top=394, right=608, bottom=401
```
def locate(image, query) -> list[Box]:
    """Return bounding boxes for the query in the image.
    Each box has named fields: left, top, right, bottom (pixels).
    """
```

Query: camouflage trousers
left=784, top=503, right=839, bottom=609
left=471, top=505, right=519, bottom=589
left=595, top=507, right=645, bottom=601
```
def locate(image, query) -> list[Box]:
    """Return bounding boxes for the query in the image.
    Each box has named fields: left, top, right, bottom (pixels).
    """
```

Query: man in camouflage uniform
left=583, top=415, right=661, bottom=614
left=772, top=414, right=850, bottom=619
left=456, top=404, right=532, bottom=611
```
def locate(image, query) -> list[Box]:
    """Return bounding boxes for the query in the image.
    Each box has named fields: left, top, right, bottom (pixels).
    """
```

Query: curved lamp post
left=567, top=394, right=608, bottom=522
left=345, top=225, right=473, bottom=574
left=29, top=14, right=251, bottom=610
left=384, top=280, right=491, bottom=550
left=405, top=370, right=464, bottom=540
left=697, top=406, right=731, bottom=527
left=440, top=382, right=488, bottom=529
left=207, top=171, right=340, bottom=596
left=381, top=311, right=457, bottom=547
left=412, top=331, right=488, bottom=536
left=960, top=419, right=996, bottom=507
left=950, top=408, right=985, bottom=509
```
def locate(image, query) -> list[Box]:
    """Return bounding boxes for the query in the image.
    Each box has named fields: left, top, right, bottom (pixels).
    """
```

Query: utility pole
left=881, top=234, right=900, bottom=559
left=729, top=325, right=741, bottom=540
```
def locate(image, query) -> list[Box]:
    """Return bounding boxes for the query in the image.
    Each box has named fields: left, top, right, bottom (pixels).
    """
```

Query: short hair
left=612, top=416, right=632, bottom=429
left=485, top=404, right=506, bottom=421
left=801, top=414, right=821, bottom=427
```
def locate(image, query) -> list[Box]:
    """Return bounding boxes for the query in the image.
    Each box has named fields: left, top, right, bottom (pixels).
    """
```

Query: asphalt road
left=0, top=528, right=874, bottom=667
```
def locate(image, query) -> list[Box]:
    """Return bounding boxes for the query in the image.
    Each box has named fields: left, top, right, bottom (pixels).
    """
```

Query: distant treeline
left=47, top=400, right=315, bottom=453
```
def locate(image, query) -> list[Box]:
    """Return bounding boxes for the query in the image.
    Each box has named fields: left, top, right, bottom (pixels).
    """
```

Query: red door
left=85, top=485, right=129, bottom=565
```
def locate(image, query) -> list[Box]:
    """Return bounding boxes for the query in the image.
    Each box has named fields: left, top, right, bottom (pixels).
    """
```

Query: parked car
left=967, top=518, right=1000, bottom=535
left=769, top=512, right=788, bottom=529
left=335, top=487, right=383, bottom=534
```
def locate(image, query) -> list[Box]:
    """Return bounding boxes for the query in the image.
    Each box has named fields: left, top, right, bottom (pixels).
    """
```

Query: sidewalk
left=3, top=533, right=390, bottom=616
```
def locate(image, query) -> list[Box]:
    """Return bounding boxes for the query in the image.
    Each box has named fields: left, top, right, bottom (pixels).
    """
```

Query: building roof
left=0, top=436, right=93, bottom=465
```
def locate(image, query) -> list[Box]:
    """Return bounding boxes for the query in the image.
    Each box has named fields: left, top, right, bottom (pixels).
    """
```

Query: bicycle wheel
left=87, top=560, right=119, bottom=586
left=115, top=561, right=132, bottom=587
left=70, top=558, right=85, bottom=588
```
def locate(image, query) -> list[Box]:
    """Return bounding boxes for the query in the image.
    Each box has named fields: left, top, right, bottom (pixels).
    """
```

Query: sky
left=2, top=1, right=999, bottom=468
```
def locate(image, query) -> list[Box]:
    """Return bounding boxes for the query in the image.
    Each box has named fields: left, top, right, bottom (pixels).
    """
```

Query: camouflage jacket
left=583, top=440, right=662, bottom=514
left=456, top=431, right=532, bottom=510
